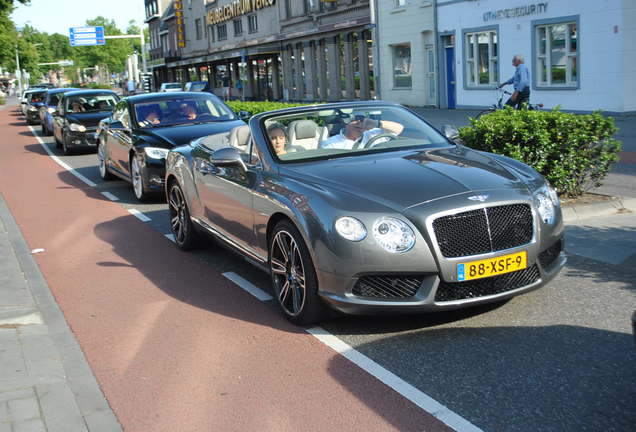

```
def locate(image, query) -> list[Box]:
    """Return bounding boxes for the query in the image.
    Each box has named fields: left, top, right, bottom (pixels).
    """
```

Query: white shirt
left=320, top=128, right=382, bottom=150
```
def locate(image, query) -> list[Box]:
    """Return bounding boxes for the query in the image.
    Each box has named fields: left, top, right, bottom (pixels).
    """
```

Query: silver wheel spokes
left=98, top=144, right=106, bottom=176
left=271, top=231, right=305, bottom=316
left=132, top=157, right=142, bottom=198
left=169, top=186, right=187, bottom=244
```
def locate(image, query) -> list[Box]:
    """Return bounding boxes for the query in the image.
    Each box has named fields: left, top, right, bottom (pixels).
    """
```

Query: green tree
left=0, top=0, right=29, bottom=14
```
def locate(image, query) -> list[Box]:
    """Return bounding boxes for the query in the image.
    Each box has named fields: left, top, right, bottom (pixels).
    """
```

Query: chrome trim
left=191, top=216, right=267, bottom=264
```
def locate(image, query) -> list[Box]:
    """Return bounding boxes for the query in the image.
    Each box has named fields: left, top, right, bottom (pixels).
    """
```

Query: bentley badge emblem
left=468, top=195, right=489, bottom=202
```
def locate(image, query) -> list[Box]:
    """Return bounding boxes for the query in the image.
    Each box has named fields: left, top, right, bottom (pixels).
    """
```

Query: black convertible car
left=97, top=92, right=246, bottom=201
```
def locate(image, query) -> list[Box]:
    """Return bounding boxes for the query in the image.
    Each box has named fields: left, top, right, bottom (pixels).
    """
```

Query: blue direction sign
left=69, top=26, right=105, bottom=46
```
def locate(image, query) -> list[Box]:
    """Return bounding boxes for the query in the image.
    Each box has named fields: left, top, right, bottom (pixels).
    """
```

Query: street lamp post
left=15, top=44, right=22, bottom=96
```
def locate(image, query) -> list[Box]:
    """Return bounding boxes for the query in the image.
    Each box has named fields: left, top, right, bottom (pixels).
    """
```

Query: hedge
left=226, top=101, right=313, bottom=116
left=458, top=107, right=622, bottom=198
left=0, top=96, right=5, bottom=105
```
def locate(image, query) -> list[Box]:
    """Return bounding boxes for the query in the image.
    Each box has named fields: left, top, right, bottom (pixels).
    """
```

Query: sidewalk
left=0, top=195, right=120, bottom=432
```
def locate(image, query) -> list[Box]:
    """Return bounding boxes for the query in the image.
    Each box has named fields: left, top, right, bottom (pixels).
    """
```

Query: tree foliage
left=0, top=0, right=29, bottom=14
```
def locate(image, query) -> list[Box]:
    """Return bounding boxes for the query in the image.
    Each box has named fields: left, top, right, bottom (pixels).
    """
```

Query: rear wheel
left=41, top=122, right=49, bottom=136
left=269, top=220, right=329, bottom=325
left=167, top=181, right=199, bottom=250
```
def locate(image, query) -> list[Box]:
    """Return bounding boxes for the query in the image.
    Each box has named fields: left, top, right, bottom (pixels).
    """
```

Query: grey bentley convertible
left=165, top=101, right=565, bottom=324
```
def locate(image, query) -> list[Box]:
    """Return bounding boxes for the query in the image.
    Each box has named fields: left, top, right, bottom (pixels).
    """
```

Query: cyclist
left=498, top=54, right=530, bottom=109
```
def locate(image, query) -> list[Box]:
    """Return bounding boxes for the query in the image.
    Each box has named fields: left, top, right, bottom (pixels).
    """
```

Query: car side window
left=113, top=102, right=131, bottom=129
left=247, top=137, right=261, bottom=166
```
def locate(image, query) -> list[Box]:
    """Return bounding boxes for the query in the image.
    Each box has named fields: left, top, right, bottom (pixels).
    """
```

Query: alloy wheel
left=168, top=184, right=187, bottom=245
left=98, top=142, right=107, bottom=177
left=270, top=230, right=306, bottom=316
left=131, top=156, right=143, bottom=199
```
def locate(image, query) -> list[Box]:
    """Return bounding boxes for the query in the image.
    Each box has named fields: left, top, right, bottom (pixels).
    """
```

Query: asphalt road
left=2, top=108, right=635, bottom=431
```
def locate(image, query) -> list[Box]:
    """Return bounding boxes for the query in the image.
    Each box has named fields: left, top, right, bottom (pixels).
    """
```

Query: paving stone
left=68, top=374, right=111, bottom=416
left=0, top=401, right=7, bottom=421
left=84, top=409, right=123, bottom=432
left=0, top=421, right=11, bottom=432
left=36, top=382, right=87, bottom=432
left=0, top=354, right=27, bottom=381
left=7, top=397, right=39, bottom=422
left=0, top=387, right=34, bottom=403
left=13, top=418, right=46, bottom=432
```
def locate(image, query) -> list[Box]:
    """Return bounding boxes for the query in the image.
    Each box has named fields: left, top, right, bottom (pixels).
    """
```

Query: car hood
left=67, top=112, right=113, bottom=128
left=283, top=146, right=529, bottom=212
left=139, top=120, right=245, bottom=148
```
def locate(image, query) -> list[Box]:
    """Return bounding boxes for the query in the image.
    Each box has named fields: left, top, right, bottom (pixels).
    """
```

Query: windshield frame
left=257, top=103, right=454, bottom=165
left=132, top=96, right=237, bottom=129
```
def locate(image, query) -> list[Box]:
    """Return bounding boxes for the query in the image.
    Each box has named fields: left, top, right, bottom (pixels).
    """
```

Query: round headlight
left=372, top=217, right=416, bottom=253
left=535, top=192, right=555, bottom=224
left=335, top=216, right=366, bottom=241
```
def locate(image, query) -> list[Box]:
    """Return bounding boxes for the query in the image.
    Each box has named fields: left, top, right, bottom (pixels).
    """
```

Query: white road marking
left=306, top=327, right=483, bottom=432
left=28, top=126, right=97, bottom=187
left=128, top=208, right=151, bottom=222
left=222, top=272, right=274, bottom=301
left=222, top=273, right=482, bottom=432
left=100, top=191, right=119, bottom=201
left=164, top=233, right=175, bottom=242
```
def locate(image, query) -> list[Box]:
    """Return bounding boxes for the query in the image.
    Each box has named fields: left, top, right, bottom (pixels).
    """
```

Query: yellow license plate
left=457, top=251, right=527, bottom=281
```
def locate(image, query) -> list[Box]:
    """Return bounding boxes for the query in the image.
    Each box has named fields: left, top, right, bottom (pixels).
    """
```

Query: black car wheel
left=62, top=132, right=73, bottom=156
left=97, top=140, right=114, bottom=180
left=269, top=220, right=329, bottom=325
left=41, top=122, right=48, bottom=136
left=168, top=181, right=199, bottom=250
left=54, top=129, right=62, bottom=148
left=131, top=154, right=151, bottom=202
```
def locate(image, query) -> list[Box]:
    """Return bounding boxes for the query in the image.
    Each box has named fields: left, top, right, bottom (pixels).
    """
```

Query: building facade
left=435, top=0, right=636, bottom=112
left=374, top=0, right=436, bottom=107
left=144, top=0, right=375, bottom=101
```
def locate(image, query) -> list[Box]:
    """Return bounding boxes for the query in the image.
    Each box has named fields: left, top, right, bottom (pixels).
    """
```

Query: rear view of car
left=160, top=83, right=182, bottom=92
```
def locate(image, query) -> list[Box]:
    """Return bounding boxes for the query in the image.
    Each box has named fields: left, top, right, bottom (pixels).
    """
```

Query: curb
left=562, top=197, right=636, bottom=222
left=0, top=194, right=122, bottom=432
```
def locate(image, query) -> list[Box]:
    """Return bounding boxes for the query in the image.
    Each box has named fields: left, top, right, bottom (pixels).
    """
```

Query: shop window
left=233, top=19, right=243, bottom=37
left=195, top=19, right=202, bottom=40
left=534, top=18, right=578, bottom=88
left=464, top=28, right=498, bottom=87
left=217, top=24, right=227, bottom=41
left=392, top=44, right=412, bottom=88
left=248, top=15, right=258, bottom=34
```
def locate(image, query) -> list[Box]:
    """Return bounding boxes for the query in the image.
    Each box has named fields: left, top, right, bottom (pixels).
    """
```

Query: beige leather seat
left=228, top=125, right=251, bottom=151
left=288, top=120, right=327, bottom=150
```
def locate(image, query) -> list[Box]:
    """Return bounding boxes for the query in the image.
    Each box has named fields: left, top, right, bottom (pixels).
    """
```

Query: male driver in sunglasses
left=320, top=111, right=404, bottom=150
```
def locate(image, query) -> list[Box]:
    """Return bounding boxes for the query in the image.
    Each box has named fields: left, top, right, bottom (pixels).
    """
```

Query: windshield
left=66, top=94, right=118, bottom=113
left=134, top=96, right=237, bottom=128
left=29, top=92, right=46, bottom=103
left=263, top=105, right=449, bottom=162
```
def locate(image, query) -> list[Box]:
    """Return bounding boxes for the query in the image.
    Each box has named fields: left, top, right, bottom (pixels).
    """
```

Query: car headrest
left=292, top=120, right=318, bottom=140
left=228, top=125, right=250, bottom=149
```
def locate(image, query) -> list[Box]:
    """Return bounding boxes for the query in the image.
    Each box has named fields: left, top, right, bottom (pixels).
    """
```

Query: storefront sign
left=206, top=0, right=276, bottom=26
left=483, top=2, right=548, bottom=22
left=175, top=0, right=186, bottom=48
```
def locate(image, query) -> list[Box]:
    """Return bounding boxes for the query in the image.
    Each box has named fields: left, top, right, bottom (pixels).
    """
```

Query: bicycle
left=475, top=86, right=543, bottom=119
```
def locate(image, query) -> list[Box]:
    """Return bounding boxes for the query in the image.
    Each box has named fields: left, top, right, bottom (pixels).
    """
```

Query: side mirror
left=238, top=110, right=250, bottom=121
left=210, top=147, right=247, bottom=171
left=109, top=120, right=127, bottom=131
left=441, top=124, right=460, bottom=140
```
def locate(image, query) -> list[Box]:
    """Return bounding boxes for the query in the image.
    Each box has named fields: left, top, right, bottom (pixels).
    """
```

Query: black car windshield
left=67, top=94, right=118, bottom=113
left=134, top=97, right=237, bottom=128
left=263, top=105, right=450, bottom=162
left=29, top=92, right=46, bottom=103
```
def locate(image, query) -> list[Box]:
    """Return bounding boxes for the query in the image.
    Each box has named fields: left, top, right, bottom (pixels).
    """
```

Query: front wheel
left=62, top=132, right=73, bottom=156
left=167, top=181, right=199, bottom=250
left=131, top=154, right=151, bottom=202
left=269, top=220, right=329, bottom=325
left=97, top=140, right=114, bottom=180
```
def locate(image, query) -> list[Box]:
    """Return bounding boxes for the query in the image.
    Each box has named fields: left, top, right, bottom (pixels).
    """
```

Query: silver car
left=165, top=101, right=566, bottom=324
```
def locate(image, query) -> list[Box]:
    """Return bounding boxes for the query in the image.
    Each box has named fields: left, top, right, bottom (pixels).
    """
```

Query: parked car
left=39, top=88, right=78, bottom=136
left=24, top=89, right=48, bottom=125
left=184, top=81, right=210, bottom=92
left=165, top=101, right=566, bottom=324
left=97, top=92, right=245, bottom=201
left=159, top=82, right=182, bottom=92
left=52, top=90, right=119, bottom=155
left=20, top=89, right=37, bottom=115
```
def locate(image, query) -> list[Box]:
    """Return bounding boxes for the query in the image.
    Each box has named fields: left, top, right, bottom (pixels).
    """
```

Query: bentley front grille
left=435, top=264, right=540, bottom=302
left=352, top=275, right=424, bottom=299
left=432, top=204, right=533, bottom=258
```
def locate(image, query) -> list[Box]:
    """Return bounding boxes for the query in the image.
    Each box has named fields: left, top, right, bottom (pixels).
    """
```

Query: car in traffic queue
left=39, top=87, right=78, bottom=136
left=184, top=81, right=210, bottom=92
left=165, top=101, right=566, bottom=325
left=97, top=92, right=246, bottom=202
left=52, top=90, right=119, bottom=155
left=20, top=89, right=37, bottom=115
left=24, top=89, right=48, bottom=125
left=159, top=82, right=182, bottom=92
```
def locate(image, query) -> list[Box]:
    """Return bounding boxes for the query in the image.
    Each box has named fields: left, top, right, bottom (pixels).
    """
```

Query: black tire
left=97, top=140, right=114, bottom=180
left=54, top=130, right=62, bottom=148
left=269, top=220, right=329, bottom=325
left=41, top=123, right=47, bottom=136
left=26, top=118, right=35, bottom=125
left=131, top=153, right=151, bottom=202
left=62, top=132, right=73, bottom=156
left=167, top=181, right=199, bottom=250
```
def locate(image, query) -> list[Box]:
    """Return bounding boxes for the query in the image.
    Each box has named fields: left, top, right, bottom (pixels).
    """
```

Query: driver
left=319, top=113, right=404, bottom=149
left=179, top=102, right=197, bottom=120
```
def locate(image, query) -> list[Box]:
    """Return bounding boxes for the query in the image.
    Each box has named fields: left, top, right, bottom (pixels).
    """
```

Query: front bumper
left=25, top=110, right=40, bottom=123
left=66, top=130, right=99, bottom=149
left=139, top=155, right=167, bottom=191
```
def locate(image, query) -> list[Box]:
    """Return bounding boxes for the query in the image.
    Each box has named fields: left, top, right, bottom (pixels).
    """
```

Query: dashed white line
left=128, top=208, right=151, bottom=222
left=222, top=272, right=274, bottom=301
left=223, top=274, right=482, bottom=432
left=164, top=233, right=175, bottom=243
left=28, top=126, right=97, bottom=187
left=100, top=191, right=119, bottom=201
